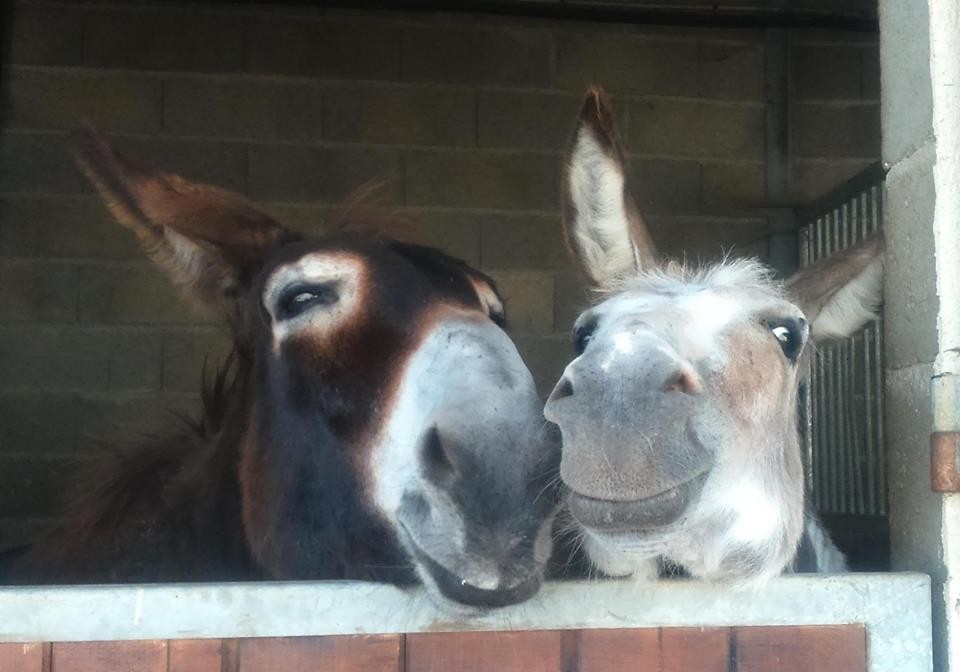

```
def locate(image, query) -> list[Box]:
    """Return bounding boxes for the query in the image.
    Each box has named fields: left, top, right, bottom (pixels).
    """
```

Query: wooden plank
left=168, top=639, right=222, bottom=672
left=661, top=627, right=730, bottom=672
left=51, top=640, right=167, bottom=672
left=239, top=635, right=402, bottom=672
left=406, top=630, right=562, bottom=672
left=735, top=624, right=867, bottom=672
left=575, top=628, right=660, bottom=671
left=0, top=643, right=45, bottom=672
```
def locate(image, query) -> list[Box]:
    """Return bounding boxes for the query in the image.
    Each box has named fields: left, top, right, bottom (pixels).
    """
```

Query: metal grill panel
left=797, top=166, right=886, bottom=516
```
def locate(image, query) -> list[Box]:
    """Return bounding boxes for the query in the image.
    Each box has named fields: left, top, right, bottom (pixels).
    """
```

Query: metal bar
left=795, top=166, right=885, bottom=517
left=864, top=324, right=877, bottom=512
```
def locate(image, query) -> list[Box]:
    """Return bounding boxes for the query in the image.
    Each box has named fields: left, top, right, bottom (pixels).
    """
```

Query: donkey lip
left=566, top=471, right=709, bottom=532
left=397, top=524, right=540, bottom=609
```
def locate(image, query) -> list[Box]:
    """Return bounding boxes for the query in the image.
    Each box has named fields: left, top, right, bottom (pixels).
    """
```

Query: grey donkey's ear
left=562, top=87, right=656, bottom=288
left=786, top=234, right=884, bottom=341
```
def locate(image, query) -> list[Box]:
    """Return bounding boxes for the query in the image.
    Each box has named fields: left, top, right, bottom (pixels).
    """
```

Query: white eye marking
left=264, top=253, right=366, bottom=345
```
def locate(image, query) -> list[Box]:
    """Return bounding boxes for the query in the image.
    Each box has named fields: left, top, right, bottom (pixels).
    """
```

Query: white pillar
left=880, top=1, right=960, bottom=669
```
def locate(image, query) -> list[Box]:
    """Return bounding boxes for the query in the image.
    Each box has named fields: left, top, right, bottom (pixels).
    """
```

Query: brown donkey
left=545, top=89, right=881, bottom=584
left=7, top=131, right=560, bottom=609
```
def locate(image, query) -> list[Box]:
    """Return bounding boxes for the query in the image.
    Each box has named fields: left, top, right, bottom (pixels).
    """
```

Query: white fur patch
left=263, top=253, right=366, bottom=343
left=809, top=254, right=883, bottom=340
left=568, top=129, right=638, bottom=284
left=804, top=515, right=848, bottom=572
left=366, top=318, right=534, bottom=541
left=721, top=482, right=781, bottom=545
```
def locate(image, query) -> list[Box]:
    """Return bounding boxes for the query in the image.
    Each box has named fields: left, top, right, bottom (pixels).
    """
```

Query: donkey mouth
left=398, top=524, right=540, bottom=609
left=567, top=471, right=709, bottom=532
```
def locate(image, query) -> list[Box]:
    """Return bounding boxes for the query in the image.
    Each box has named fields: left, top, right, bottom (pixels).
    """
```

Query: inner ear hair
left=561, top=86, right=657, bottom=288
left=786, top=234, right=884, bottom=341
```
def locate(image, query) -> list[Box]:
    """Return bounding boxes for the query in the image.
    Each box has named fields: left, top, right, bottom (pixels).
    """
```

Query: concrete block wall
left=0, top=0, right=880, bottom=545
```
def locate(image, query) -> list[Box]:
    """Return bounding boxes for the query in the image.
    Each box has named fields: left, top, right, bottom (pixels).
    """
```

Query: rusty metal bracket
left=931, top=431, right=960, bottom=492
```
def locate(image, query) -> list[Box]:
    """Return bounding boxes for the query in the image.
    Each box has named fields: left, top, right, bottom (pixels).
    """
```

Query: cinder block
left=883, top=146, right=939, bottom=369
left=76, top=393, right=201, bottom=454
left=0, top=456, right=70, bottom=517
left=861, top=45, right=881, bottom=101
left=5, top=70, right=162, bottom=133
left=163, top=79, right=323, bottom=141
left=84, top=8, right=243, bottom=71
left=479, top=212, right=568, bottom=271
left=108, top=330, right=165, bottom=392
left=78, top=263, right=210, bottom=325
left=0, top=392, right=77, bottom=455
left=0, top=133, right=87, bottom=194
left=512, top=335, right=571, bottom=398
left=698, top=43, right=764, bottom=101
left=793, top=103, right=880, bottom=160
left=790, top=159, right=872, bottom=202
left=0, top=261, right=79, bottom=323
left=405, top=151, right=557, bottom=209
left=646, top=216, right=768, bottom=263
left=106, top=136, right=249, bottom=194
left=478, top=90, right=580, bottom=150
left=8, top=4, right=84, bottom=65
left=261, top=203, right=328, bottom=238
left=627, top=158, right=701, bottom=216
left=249, top=145, right=403, bottom=204
left=324, top=85, right=475, bottom=147
left=792, top=45, right=862, bottom=100
left=701, top=162, right=765, bottom=208
left=0, top=516, right=53, bottom=549
left=553, top=271, right=592, bottom=336
left=162, top=328, right=233, bottom=394
left=246, top=17, right=401, bottom=80
left=627, top=99, right=765, bottom=161
left=0, top=326, right=162, bottom=392
left=402, top=26, right=552, bottom=87
left=377, top=210, right=482, bottom=267
left=0, top=196, right=140, bottom=259
left=488, top=271, right=554, bottom=334
left=555, top=35, right=698, bottom=95
left=879, top=0, right=933, bottom=165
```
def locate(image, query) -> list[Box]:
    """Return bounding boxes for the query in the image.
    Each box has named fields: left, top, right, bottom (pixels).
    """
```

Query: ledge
left=0, top=573, right=932, bottom=672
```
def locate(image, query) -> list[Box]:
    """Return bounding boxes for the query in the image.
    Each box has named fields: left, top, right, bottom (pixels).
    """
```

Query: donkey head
left=544, top=89, right=883, bottom=583
left=73, top=131, right=559, bottom=608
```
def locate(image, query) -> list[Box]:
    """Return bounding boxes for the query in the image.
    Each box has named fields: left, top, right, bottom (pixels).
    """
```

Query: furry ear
left=786, top=234, right=884, bottom=341
left=71, top=128, right=299, bottom=311
left=562, top=86, right=656, bottom=288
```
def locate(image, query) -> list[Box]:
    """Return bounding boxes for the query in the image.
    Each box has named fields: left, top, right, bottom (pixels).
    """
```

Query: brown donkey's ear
left=785, top=234, right=884, bottom=341
left=562, top=86, right=656, bottom=288
left=71, top=128, right=298, bottom=311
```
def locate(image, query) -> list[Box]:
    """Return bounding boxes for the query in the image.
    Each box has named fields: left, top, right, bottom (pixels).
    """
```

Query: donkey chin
left=550, top=405, right=805, bottom=587
left=397, top=503, right=558, bottom=615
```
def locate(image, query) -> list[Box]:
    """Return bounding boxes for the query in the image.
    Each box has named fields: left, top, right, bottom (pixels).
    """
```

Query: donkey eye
left=573, top=319, right=598, bottom=356
left=769, top=318, right=805, bottom=362
left=276, top=282, right=339, bottom=320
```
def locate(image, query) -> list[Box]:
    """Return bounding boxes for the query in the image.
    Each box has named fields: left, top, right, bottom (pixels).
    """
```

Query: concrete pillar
left=879, top=1, right=960, bottom=669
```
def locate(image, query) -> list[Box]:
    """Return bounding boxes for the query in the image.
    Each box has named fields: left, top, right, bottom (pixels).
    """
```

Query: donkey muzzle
left=545, top=333, right=715, bottom=528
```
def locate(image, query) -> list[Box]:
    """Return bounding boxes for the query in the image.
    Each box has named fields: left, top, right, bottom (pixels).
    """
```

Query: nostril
left=420, top=425, right=461, bottom=482
left=549, top=377, right=574, bottom=403
left=662, top=367, right=703, bottom=395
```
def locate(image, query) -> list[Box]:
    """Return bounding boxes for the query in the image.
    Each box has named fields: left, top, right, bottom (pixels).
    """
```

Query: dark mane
left=7, top=351, right=254, bottom=584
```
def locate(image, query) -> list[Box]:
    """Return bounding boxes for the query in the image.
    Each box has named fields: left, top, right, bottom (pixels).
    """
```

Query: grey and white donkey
left=545, top=88, right=882, bottom=584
